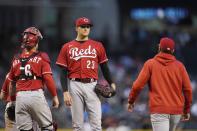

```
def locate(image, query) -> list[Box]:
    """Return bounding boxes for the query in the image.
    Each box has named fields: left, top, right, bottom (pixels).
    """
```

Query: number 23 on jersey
left=86, top=60, right=95, bottom=69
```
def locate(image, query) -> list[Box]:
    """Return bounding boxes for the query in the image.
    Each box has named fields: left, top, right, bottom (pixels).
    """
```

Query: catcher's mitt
left=6, top=104, right=15, bottom=121
left=94, top=84, right=116, bottom=98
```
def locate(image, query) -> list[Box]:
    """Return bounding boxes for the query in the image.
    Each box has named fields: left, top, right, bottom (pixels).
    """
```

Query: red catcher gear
left=22, top=27, right=43, bottom=49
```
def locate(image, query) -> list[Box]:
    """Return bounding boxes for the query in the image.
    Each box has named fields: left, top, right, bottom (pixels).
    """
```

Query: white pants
left=151, top=114, right=181, bottom=131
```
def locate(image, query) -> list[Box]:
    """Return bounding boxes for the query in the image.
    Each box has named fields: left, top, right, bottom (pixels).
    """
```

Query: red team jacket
left=8, top=51, right=57, bottom=96
left=56, top=39, right=108, bottom=79
left=128, top=52, right=192, bottom=114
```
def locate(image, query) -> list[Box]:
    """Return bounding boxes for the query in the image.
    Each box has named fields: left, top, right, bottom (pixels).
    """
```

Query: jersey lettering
left=69, top=45, right=97, bottom=61
left=13, top=57, right=42, bottom=67
left=24, top=64, right=32, bottom=76
left=29, top=57, right=42, bottom=63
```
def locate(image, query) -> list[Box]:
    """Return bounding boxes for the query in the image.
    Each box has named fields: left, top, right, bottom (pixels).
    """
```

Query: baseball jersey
left=56, top=39, right=108, bottom=79
left=8, top=51, right=53, bottom=91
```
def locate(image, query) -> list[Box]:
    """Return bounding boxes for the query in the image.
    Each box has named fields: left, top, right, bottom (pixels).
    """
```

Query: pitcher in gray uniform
left=56, top=17, right=116, bottom=131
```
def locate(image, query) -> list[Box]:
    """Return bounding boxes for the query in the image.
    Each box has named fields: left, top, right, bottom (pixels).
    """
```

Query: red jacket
left=128, top=52, right=192, bottom=114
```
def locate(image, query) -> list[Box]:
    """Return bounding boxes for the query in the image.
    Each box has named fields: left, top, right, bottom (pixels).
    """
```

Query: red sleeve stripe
left=99, top=59, right=108, bottom=64
left=42, top=72, right=53, bottom=75
left=56, top=62, right=68, bottom=68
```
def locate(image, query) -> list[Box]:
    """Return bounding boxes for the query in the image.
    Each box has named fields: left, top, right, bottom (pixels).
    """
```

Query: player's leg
left=69, top=80, right=85, bottom=131
left=169, top=114, right=181, bottom=131
left=30, top=89, right=53, bottom=131
left=15, top=92, right=33, bottom=130
left=150, top=114, right=169, bottom=131
left=83, top=82, right=102, bottom=131
left=4, top=102, right=18, bottom=131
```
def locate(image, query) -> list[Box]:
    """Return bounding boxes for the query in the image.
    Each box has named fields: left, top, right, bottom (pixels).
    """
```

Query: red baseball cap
left=159, top=37, right=175, bottom=51
left=75, top=17, right=93, bottom=27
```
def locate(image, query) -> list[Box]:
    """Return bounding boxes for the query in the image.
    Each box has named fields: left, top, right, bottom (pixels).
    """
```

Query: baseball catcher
left=8, top=27, right=59, bottom=131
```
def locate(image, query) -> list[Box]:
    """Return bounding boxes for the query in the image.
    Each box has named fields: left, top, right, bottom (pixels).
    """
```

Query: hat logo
left=83, top=18, right=89, bottom=22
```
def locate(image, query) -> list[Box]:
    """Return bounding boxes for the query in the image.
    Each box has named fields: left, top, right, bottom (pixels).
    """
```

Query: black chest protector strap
left=17, top=52, right=42, bottom=80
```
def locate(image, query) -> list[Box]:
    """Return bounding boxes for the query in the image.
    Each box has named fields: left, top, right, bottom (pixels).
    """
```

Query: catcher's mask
left=21, top=27, right=43, bottom=49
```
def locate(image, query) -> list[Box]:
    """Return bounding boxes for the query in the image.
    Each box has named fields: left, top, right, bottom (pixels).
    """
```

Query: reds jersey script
left=56, top=39, right=108, bottom=79
left=8, top=52, right=52, bottom=91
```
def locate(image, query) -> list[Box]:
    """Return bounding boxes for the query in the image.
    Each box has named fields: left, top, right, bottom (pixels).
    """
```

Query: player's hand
left=0, top=91, right=6, bottom=100
left=0, top=91, right=3, bottom=100
left=181, top=113, right=190, bottom=121
left=52, top=96, right=59, bottom=108
left=127, top=103, right=134, bottom=112
left=63, top=91, right=72, bottom=106
left=111, top=83, right=116, bottom=91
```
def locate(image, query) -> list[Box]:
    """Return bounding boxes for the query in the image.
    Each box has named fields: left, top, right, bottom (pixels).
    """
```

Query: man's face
left=22, top=33, right=38, bottom=48
left=76, top=25, right=91, bottom=37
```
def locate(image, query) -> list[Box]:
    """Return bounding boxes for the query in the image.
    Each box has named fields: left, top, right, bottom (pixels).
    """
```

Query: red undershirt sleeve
left=43, top=74, right=57, bottom=97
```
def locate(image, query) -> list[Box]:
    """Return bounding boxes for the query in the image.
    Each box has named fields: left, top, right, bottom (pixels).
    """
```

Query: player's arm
left=182, top=66, right=192, bottom=113
left=40, top=52, right=59, bottom=108
left=60, top=68, right=68, bottom=92
left=100, top=62, right=116, bottom=90
left=181, top=65, right=192, bottom=121
left=43, top=74, right=59, bottom=108
left=43, top=74, right=57, bottom=96
left=0, top=90, right=3, bottom=100
left=0, top=76, right=10, bottom=100
left=7, top=67, right=17, bottom=102
left=58, top=66, right=72, bottom=106
left=128, top=61, right=151, bottom=112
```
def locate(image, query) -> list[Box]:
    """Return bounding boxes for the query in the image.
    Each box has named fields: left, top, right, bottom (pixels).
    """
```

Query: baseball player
left=127, top=37, right=192, bottom=131
left=0, top=73, right=41, bottom=131
left=8, top=27, right=59, bottom=131
left=56, top=17, right=116, bottom=131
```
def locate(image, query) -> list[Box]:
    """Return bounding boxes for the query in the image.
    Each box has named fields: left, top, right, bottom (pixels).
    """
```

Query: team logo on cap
left=83, top=18, right=89, bottom=22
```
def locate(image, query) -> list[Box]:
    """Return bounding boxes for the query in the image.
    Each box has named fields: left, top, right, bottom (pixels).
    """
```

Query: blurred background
left=0, top=0, right=197, bottom=130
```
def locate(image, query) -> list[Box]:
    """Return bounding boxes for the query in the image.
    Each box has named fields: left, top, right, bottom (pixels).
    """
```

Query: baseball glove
left=6, top=104, right=15, bottom=121
left=94, top=84, right=116, bottom=98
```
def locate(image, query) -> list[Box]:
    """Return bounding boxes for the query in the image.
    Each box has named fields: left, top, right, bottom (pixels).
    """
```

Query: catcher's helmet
left=21, top=27, right=43, bottom=49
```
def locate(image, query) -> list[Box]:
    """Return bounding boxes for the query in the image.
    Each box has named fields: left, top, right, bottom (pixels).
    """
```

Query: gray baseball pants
left=16, top=89, right=53, bottom=130
left=151, top=114, right=181, bottom=131
left=69, top=80, right=101, bottom=131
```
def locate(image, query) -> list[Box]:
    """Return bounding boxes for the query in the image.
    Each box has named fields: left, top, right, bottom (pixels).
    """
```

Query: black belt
left=16, top=75, right=42, bottom=81
left=70, top=78, right=96, bottom=83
